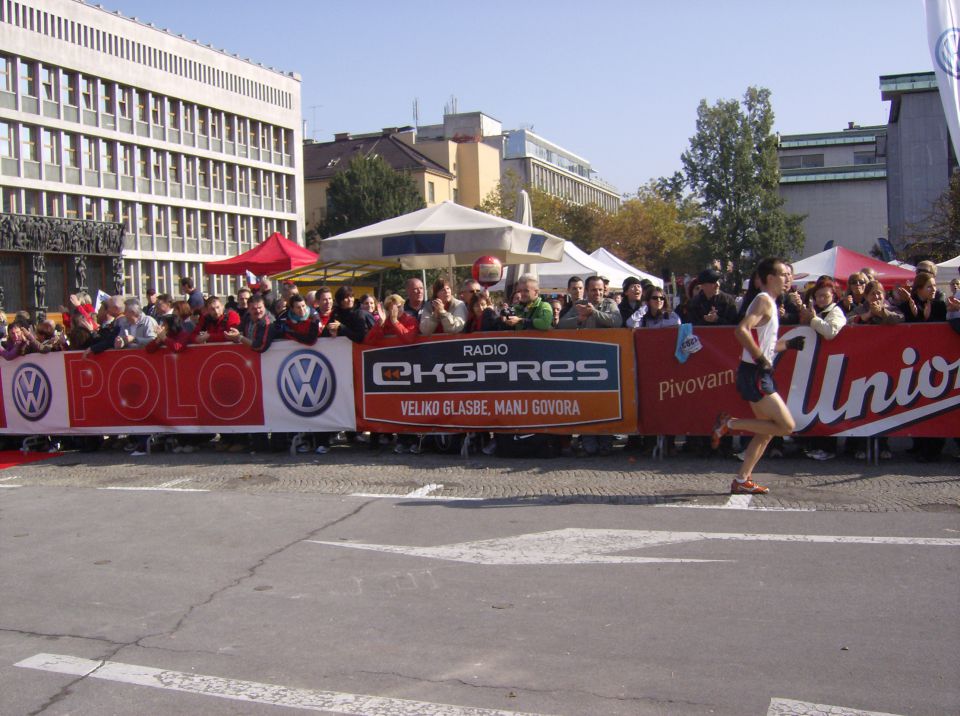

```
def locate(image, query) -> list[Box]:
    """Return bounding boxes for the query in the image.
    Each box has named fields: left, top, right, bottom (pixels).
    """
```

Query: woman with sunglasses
left=841, top=272, right=869, bottom=318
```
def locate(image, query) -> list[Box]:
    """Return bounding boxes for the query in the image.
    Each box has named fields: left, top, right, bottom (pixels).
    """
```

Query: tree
left=900, top=169, right=960, bottom=262
left=317, top=155, right=425, bottom=240
left=681, top=87, right=804, bottom=285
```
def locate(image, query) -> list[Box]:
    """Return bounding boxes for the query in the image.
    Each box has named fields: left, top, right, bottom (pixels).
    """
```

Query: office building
left=0, top=0, right=303, bottom=316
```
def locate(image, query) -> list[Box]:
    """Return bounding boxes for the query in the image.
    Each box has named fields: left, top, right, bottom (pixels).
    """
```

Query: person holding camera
left=499, top=275, right=553, bottom=331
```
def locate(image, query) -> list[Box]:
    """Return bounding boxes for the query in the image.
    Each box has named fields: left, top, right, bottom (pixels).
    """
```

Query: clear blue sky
left=103, top=0, right=932, bottom=195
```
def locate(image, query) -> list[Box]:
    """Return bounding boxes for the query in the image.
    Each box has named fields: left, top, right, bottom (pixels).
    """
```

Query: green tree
left=681, top=86, right=804, bottom=285
left=317, top=155, right=425, bottom=240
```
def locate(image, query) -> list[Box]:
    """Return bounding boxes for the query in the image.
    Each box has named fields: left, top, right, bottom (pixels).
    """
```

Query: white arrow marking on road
left=16, top=653, right=556, bottom=716
left=308, top=528, right=960, bottom=565
left=768, top=697, right=904, bottom=716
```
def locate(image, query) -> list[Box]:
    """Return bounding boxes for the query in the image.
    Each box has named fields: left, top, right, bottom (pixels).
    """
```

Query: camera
left=500, top=307, right=515, bottom=319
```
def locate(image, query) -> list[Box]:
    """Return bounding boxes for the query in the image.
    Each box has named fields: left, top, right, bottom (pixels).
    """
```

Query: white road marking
left=0, top=484, right=22, bottom=488
left=308, top=527, right=960, bottom=565
left=157, top=478, right=192, bottom=488
left=350, top=492, right=484, bottom=501
left=98, top=487, right=209, bottom=493
left=16, top=653, right=555, bottom=716
left=0, top=475, right=22, bottom=481
left=405, top=483, right=444, bottom=498
left=768, top=697, right=904, bottom=715
left=723, top=494, right=753, bottom=509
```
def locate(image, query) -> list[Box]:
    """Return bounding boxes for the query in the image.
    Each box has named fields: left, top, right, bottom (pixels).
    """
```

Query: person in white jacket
left=419, top=277, right=467, bottom=335
left=798, top=277, right=846, bottom=460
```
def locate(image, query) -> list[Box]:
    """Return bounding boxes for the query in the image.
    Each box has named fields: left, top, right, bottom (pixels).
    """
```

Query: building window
left=138, top=203, right=149, bottom=234
left=41, top=65, right=55, bottom=101
left=198, top=160, right=209, bottom=188
left=211, top=163, right=221, bottom=190
left=0, top=55, right=13, bottom=93
left=168, top=101, right=179, bottom=129
left=61, top=71, right=77, bottom=106
left=151, top=95, right=163, bottom=126
left=170, top=212, right=181, bottom=237
left=237, top=167, right=246, bottom=193
left=168, top=153, right=179, bottom=183
left=854, top=150, right=877, bottom=165
left=100, top=140, right=115, bottom=173
left=83, top=196, right=98, bottom=221
left=184, top=157, right=195, bottom=186
left=81, top=136, right=97, bottom=170
left=19, top=61, right=36, bottom=97
left=65, top=194, right=79, bottom=219
left=80, top=76, right=94, bottom=110
left=182, top=104, right=194, bottom=133
left=63, top=133, right=78, bottom=167
left=136, top=90, right=148, bottom=122
left=137, top=147, right=149, bottom=178
left=185, top=211, right=195, bottom=238
left=154, top=207, right=166, bottom=235
left=121, top=144, right=134, bottom=176
left=779, top=154, right=824, bottom=170
left=45, top=193, right=61, bottom=217
left=21, top=126, right=38, bottom=162
left=224, top=115, right=233, bottom=142
left=225, top=164, right=234, bottom=191
left=152, top=151, right=163, bottom=180
left=41, top=128, right=58, bottom=164
left=0, top=121, right=14, bottom=158
left=428, top=181, right=435, bottom=203
left=99, top=80, right=114, bottom=114
left=197, top=110, right=207, bottom=136
left=210, top=112, right=220, bottom=139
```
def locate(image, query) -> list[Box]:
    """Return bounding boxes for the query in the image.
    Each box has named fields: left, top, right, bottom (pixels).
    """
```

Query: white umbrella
left=937, top=254, right=960, bottom=270
left=319, top=201, right=565, bottom=270
left=589, top=247, right=664, bottom=288
left=489, top=241, right=646, bottom=293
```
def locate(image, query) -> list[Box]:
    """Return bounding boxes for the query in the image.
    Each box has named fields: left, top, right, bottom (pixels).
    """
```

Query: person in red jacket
left=275, top=294, right=320, bottom=345
left=192, top=296, right=240, bottom=343
left=364, top=294, right=419, bottom=344
left=146, top=313, right=193, bottom=353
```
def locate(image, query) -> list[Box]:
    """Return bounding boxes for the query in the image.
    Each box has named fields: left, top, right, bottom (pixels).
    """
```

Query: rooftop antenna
left=443, top=94, right=458, bottom=116
left=412, top=97, right=420, bottom=128
left=306, top=104, right=322, bottom=140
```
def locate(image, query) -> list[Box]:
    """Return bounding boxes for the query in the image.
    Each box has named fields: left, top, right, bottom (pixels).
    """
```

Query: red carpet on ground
left=0, top=450, right=62, bottom=470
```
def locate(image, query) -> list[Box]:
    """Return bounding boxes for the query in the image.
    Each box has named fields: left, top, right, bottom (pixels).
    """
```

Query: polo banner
left=635, top=324, right=960, bottom=437
left=0, top=338, right=356, bottom=434
left=355, top=330, right=637, bottom=433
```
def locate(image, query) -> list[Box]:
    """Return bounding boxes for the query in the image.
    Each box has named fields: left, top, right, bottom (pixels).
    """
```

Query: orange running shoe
left=730, top=479, right=769, bottom=495
left=711, top=412, right=731, bottom=450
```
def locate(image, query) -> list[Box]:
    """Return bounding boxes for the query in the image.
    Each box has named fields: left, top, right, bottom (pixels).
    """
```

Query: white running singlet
left=740, top=293, right=778, bottom=365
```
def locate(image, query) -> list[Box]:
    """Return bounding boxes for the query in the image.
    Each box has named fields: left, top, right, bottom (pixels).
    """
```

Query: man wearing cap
left=688, top=268, right=739, bottom=326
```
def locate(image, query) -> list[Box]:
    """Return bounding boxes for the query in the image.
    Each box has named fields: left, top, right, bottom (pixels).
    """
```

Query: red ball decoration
left=472, top=255, right=503, bottom=287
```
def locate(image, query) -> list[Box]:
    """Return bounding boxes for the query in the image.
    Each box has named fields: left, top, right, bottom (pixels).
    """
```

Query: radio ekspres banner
left=0, top=338, right=356, bottom=434
left=636, top=324, right=960, bottom=438
left=355, top=329, right=638, bottom=433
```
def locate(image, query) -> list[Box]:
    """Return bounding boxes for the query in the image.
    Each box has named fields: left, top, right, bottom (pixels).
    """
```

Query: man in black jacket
left=688, top=269, right=739, bottom=326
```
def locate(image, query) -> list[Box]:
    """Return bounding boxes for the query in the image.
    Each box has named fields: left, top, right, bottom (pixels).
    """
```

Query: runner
left=711, top=257, right=804, bottom=494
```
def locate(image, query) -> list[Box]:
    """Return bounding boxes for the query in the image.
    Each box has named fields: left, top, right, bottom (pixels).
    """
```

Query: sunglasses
left=648, top=295, right=665, bottom=301
left=851, top=279, right=866, bottom=285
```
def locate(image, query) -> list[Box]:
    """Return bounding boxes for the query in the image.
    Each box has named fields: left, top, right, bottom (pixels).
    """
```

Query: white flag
left=94, top=290, right=111, bottom=312
left=926, top=0, right=960, bottom=158
left=245, top=270, right=257, bottom=284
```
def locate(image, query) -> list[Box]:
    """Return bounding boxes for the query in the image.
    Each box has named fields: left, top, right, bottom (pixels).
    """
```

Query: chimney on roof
left=847, top=121, right=856, bottom=130
left=334, top=132, right=351, bottom=142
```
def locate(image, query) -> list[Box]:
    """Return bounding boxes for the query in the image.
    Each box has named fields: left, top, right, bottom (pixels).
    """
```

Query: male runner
left=711, top=257, right=804, bottom=494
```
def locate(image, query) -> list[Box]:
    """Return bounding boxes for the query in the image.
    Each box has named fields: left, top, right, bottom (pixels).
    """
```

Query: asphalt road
left=1, top=455, right=958, bottom=716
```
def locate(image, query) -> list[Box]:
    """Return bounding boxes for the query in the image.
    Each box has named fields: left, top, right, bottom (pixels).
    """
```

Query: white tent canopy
left=590, top=247, right=663, bottom=288
left=937, top=254, right=960, bottom=270
left=319, top=201, right=566, bottom=270
left=490, top=242, right=663, bottom=293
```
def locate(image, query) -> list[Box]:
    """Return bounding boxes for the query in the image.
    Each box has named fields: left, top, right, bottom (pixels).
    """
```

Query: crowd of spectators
left=2, top=259, right=958, bottom=462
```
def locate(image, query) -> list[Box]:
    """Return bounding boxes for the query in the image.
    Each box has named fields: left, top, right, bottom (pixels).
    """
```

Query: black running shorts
left=736, top=360, right=776, bottom=403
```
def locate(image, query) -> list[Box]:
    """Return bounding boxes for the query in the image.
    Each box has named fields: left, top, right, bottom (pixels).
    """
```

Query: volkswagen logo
left=12, top=363, right=52, bottom=421
left=277, top=349, right=336, bottom=417
left=936, top=28, right=960, bottom=79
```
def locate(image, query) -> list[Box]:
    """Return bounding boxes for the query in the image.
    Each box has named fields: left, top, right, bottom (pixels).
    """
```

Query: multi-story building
left=0, top=0, right=303, bottom=315
left=777, top=71, right=955, bottom=260
left=777, top=123, right=888, bottom=257
left=501, top=128, right=620, bottom=214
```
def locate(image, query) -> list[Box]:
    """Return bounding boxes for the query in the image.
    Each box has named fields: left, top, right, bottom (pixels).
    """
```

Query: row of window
left=1, top=187, right=288, bottom=250
left=778, top=152, right=881, bottom=170
left=1, top=0, right=293, bottom=109
left=0, top=122, right=295, bottom=204
left=529, top=161, right=620, bottom=213
left=1, top=56, right=293, bottom=162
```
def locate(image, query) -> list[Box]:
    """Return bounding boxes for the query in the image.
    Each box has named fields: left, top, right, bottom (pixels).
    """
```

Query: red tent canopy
left=789, top=247, right=916, bottom=290
left=203, top=233, right=318, bottom=276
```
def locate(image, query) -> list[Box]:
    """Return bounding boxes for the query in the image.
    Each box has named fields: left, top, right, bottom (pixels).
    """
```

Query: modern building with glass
left=0, top=0, right=303, bottom=315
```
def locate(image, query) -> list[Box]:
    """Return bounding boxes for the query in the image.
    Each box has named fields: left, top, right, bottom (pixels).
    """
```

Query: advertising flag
left=926, top=0, right=960, bottom=157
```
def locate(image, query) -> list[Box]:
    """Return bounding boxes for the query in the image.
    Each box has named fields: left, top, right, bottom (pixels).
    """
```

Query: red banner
left=635, top=324, right=960, bottom=437
left=355, top=330, right=637, bottom=434
left=0, top=375, right=5, bottom=429
left=63, top=345, right=265, bottom=428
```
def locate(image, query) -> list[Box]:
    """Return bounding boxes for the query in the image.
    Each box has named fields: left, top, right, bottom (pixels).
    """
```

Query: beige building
left=0, top=0, right=303, bottom=307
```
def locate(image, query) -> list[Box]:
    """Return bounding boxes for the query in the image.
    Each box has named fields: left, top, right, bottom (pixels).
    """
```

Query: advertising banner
left=0, top=339, right=356, bottom=435
left=636, top=324, right=960, bottom=437
left=355, top=330, right=638, bottom=433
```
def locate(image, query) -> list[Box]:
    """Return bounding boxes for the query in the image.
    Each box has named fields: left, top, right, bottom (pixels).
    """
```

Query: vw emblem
left=277, top=349, right=336, bottom=417
left=12, top=363, right=52, bottom=421
left=936, top=28, right=960, bottom=79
